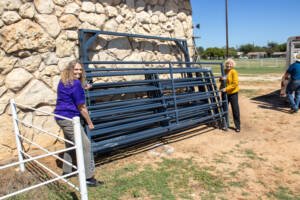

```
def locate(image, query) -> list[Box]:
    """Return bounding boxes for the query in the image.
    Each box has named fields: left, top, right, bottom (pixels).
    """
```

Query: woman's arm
left=78, top=104, right=94, bottom=130
left=225, top=70, right=238, bottom=92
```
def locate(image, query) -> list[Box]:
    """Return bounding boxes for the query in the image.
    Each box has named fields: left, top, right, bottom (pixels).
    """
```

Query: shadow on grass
left=251, top=89, right=290, bottom=113
left=94, top=124, right=216, bottom=166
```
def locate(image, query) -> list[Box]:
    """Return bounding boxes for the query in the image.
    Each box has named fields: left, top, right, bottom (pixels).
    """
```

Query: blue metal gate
left=79, top=29, right=228, bottom=154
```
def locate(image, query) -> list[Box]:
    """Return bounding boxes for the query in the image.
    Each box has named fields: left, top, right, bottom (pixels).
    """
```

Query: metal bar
left=13, top=102, right=73, bottom=122
left=88, top=97, right=166, bottom=110
left=91, top=76, right=222, bottom=88
left=16, top=119, right=74, bottom=145
left=79, top=29, right=186, bottom=42
left=21, top=151, right=79, bottom=190
left=18, top=134, right=77, bottom=170
left=72, top=117, right=88, bottom=200
left=90, top=102, right=163, bottom=118
left=90, top=116, right=169, bottom=137
left=0, top=146, right=76, bottom=170
left=86, top=68, right=211, bottom=77
left=220, top=63, right=229, bottom=128
left=10, top=99, right=25, bottom=172
left=93, top=110, right=176, bottom=129
left=168, top=63, right=179, bottom=123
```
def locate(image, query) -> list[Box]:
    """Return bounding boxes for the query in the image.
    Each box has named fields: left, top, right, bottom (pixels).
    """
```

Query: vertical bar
left=220, top=64, right=229, bottom=128
left=10, top=99, right=25, bottom=172
left=168, top=63, right=179, bottom=124
left=225, top=0, right=229, bottom=58
left=72, top=117, right=88, bottom=200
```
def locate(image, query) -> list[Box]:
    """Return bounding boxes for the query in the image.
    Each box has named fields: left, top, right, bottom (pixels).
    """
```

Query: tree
left=228, top=47, right=237, bottom=58
left=196, top=46, right=205, bottom=54
left=202, top=47, right=225, bottom=59
left=239, top=44, right=255, bottom=54
left=278, top=43, right=286, bottom=52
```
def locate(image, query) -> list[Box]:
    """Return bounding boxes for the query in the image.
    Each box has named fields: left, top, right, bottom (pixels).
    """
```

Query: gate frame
left=0, top=99, right=88, bottom=200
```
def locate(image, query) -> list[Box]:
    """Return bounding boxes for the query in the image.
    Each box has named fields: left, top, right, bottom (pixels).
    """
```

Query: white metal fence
left=0, top=99, right=88, bottom=200
left=235, top=58, right=286, bottom=68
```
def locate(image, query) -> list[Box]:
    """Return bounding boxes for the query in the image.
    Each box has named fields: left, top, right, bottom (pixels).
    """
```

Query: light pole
left=192, top=24, right=201, bottom=61
left=225, top=0, right=229, bottom=58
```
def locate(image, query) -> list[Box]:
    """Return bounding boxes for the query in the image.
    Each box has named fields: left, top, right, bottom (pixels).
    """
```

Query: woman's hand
left=84, top=83, right=92, bottom=90
left=88, top=123, right=94, bottom=130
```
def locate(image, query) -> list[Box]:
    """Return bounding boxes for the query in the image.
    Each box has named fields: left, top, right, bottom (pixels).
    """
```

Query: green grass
left=89, top=158, right=225, bottom=200
left=199, top=58, right=286, bottom=75
left=236, top=66, right=284, bottom=74
left=243, top=149, right=265, bottom=161
left=268, top=186, right=300, bottom=200
left=228, top=180, right=247, bottom=188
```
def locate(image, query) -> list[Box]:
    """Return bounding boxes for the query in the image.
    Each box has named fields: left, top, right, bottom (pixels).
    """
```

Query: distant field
left=198, top=58, right=286, bottom=75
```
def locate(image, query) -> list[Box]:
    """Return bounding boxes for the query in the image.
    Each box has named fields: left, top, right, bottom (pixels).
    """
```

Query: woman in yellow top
left=221, top=58, right=241, bottom=132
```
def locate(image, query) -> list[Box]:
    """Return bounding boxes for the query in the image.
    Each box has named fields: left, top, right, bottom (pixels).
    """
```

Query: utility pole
left=225, top=0, right=229, bottom=58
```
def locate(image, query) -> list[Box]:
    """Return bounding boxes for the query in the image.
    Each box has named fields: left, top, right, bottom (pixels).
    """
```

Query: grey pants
left=56, top=119, right=95, bottom=179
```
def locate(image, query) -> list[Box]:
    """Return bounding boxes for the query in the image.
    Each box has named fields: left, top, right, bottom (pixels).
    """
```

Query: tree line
left=197, top=42, right=286, bottom=59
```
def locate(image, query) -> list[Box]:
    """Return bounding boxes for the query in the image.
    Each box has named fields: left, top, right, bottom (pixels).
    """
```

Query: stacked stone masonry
left=0, top=0, right=194, bottom=159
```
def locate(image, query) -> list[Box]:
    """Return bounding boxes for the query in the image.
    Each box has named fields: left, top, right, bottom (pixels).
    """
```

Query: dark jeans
left=227, top=92, right=241, bottom=129
left=286, top=80, right=300, bottom=111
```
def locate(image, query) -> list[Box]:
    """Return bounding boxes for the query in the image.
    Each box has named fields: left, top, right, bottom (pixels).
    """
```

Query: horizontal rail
left=90, top=102, right=163, bottom=118
left=93, top=110, right=176, bottom=129
left=84, top=61, right=222, bottom=66
left=14, top=102, right=73, bottom=122
left=86, top=68, right=212, bottom=77
left=90, top=116, right=170, bottom=137
left=0, top=146, right=76, bottom=170
left=91, top=76, right=217, bottom=88
left=16, top=119, right=74, bottom=146
left=79, top=29, right=186, bottom=42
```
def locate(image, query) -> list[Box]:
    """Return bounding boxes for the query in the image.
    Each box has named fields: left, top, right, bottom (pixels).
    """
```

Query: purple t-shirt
left=54, top=79, right=85, bottom=120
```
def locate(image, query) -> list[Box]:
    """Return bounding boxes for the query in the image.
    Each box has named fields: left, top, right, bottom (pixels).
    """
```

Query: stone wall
left=0, top=0, right=194, bottom=159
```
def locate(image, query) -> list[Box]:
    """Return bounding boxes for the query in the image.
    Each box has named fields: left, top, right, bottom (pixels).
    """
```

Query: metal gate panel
left=79, top=30, right=228, bottom=153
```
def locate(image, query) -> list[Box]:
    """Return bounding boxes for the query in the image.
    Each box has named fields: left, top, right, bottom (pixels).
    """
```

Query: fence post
left=10, top=99, right=25, bottom=172
left=72, top=117, right=88, bottom=200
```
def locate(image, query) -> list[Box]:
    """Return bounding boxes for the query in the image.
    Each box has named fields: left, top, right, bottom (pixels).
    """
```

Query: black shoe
left=290, top=109, right=298, bottom=114
left=86, top=178, right=103, bottom=187
left=222, top=126, right=228, bottom=131
left=235, top=128, right=240, bottom=133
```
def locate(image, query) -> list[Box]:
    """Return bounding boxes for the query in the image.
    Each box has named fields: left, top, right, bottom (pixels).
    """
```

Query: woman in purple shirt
left=54, top=60, right=100, bottom=187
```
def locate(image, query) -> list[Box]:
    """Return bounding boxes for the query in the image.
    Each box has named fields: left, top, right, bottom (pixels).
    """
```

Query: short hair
left=224, top=58, right=236, bottom=67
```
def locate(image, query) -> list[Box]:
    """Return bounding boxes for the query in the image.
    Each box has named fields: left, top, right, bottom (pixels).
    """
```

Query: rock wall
left=0, top=0, right=194, bottom=159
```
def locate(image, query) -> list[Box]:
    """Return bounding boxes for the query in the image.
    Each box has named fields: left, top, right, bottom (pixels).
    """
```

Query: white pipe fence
left=0, top=99, right=88, bottom=200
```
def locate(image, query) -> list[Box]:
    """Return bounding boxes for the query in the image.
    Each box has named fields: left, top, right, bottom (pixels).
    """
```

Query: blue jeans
left=286, top=80, right=300, bottom=111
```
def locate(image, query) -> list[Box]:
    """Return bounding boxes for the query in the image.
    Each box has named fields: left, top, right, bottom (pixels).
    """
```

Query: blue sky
left=191, top=0, right=300, bottom=49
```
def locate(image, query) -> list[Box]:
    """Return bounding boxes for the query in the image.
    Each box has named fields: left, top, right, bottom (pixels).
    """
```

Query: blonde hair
left=61, top=60, right=86, bottom=86
left=224, top=58, right=236, bottom=67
